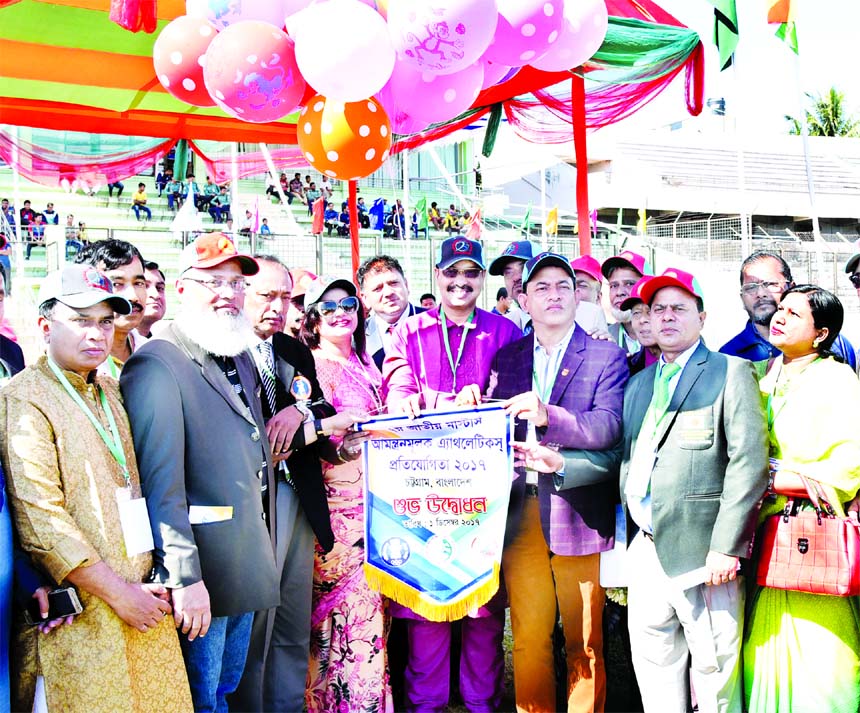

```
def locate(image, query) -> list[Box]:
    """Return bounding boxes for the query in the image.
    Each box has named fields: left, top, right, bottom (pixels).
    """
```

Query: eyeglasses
left=740, top=280, right=787, bottom=296
left=849, top=273, right=860, bottom=289
left=441, top=267, right=482, bottom=279
left=315, top=295, right=360, bottom=317
left=183, top=276, right=247, bottom=293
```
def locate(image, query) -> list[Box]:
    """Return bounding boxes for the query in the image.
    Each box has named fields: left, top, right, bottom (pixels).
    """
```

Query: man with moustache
left=358, top=255, right=425, bottom=370
left=620, top=277, right=660, bottom=376
left=75, top=240, right=148, bottom=377
left=720, top=250, right=857, bottom=369
left=234, top=255, right=357, bottom=712
left=120, top=233, right=280, bottom=712
left=138, top=261, right=166, bottom=339
left=384, top=236, right=521, bottom=712
left=603, top=250, right=653, bottom=355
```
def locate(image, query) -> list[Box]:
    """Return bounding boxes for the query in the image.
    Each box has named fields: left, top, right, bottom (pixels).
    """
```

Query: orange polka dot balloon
left=297, top=94, right=392, bottom=180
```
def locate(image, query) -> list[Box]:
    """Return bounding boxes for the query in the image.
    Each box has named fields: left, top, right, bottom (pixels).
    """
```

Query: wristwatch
left=294, top=402, right=312, bottom=422
left=313, top=419, right=330, bottom=437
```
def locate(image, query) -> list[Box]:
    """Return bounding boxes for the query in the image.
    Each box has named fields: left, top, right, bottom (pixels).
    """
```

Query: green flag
left=774, top=21, right=798, bottom=54
left=520, top=205, right=531, bottom=235
left=704, top=0, right=738, bottom=70
left=416, top=196, right=428, bottom=230
left=768, top=1, right=799, bottom=54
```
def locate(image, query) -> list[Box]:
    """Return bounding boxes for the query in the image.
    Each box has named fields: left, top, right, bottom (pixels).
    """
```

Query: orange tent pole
left=349, top=180, right=360, bottom=279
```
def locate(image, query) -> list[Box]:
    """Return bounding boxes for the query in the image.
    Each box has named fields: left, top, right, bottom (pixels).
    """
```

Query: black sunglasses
left=441, top=267, right=482, bottom=279
left=850, top=273, right=860, bottom=289
left=315, top=295, right=360, bottom=317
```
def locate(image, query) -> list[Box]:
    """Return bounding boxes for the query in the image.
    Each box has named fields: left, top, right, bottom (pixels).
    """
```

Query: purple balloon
left=531, top=0, right=609, bottom=72
left=376, top=65, right=434, bottom=135
left=480, top=58, right=511, bottom=89
left=483, top=0, right=565, bottom=67
left=388, top=0, right=499, bottom=76
left=390, top=61, right=484, bottom=125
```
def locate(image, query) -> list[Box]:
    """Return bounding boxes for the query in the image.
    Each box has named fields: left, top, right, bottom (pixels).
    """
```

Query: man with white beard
left=120, top=233, right=280, bottom=712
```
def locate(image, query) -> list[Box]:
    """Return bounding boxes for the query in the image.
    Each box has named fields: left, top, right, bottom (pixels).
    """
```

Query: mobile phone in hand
left=23, top=586, right=84, bottom=625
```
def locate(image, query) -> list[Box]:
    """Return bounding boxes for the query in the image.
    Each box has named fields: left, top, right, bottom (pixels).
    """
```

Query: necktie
left=650, top=361, right=681, bottom=435
left=256, top=341, right=277, bottom=416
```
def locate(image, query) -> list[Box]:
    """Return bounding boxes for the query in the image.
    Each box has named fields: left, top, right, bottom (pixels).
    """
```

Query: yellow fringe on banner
left=364, top=562, right=501, bottom=622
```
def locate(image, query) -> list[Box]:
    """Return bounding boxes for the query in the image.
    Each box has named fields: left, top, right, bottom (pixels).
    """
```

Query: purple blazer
left=488, top=325, right=629, bottom=556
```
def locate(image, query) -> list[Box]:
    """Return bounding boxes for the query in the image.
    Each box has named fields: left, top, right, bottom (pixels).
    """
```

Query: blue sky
left=615, top=0, right=860, bottom=135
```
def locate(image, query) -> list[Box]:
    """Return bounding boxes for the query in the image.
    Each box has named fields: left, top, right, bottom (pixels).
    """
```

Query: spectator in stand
left=337, top=204, right=350, bottom=236
left=278, top=172, right=289, bottom=200
left=199, top=177, right=219, bottom=211
left=461, top=211, right=472, bottom=232
left=323, top=205, right=339, bottom=237
left=239, top=209, right=254, bottom=237
left=107, top=181, right=124, bottom=198
left=209, top=186, right=230, bottom=223
left=42, top=202, right=59, bottom=225
left=356, top=197, right=370, bottom=228
left=184, top=174, right=201, bottom=205
left=306, top=182, right=321, bottom=215
left=78, top=221, right=89, bottom=245
left=225, top=217, right=235, bottom=235
left=139, top=261, right=167, bottom=339
left=491, top=286, right=510, bottom=316
left=259, top=218, right=272, bottom=237
left=19, top=200, right=35, bottom=232
left=0, top=233, right=11, bottom=296
left=428, top=202, right=444, bottom=230
left=25, top=214, right=46, bottom=260
left=443, top=204, right=461, bottom=235
left=319, top=175, right=334, bottom=200
left=166, top=176, right=184, bottom=211
left=393, top=205, right=407, bottom=240
left=288, top=173, right=304, bottom=205
left=1, top=199, right=15, bottom=235
left=419, top=293, right=436, bottom=309
left=63, top=214, right=83, bottom=258
left=304, top=174, right=312, bottom=193
left=132, top=183, right=152, bottom=222
left=155, top=166, right=169, bottom=197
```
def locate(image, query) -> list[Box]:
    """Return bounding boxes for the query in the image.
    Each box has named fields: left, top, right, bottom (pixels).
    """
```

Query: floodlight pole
left=571, top=75, right=591, bottom=256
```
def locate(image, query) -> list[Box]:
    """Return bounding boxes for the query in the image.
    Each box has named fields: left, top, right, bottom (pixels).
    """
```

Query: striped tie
left=256, top=340, right=277, bottom=416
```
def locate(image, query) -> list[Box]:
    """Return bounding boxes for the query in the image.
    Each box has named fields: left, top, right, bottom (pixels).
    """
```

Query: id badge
left=116, top=486, right=155, bottom=557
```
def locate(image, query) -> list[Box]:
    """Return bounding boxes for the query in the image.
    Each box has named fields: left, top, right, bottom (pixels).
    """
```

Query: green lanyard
left=438, top=306, right=475, bottom=392
left=47, top=358, right=130, bottom=486
left=107, top=355, right=120, bottom=379
left=532, top=345, right=562, bottom=403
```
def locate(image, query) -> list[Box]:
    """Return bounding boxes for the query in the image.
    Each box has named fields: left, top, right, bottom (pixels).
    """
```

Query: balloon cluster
left=153, top=0, right=608, bottom=179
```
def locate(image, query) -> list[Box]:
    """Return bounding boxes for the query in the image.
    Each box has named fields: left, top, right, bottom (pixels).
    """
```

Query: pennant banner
left=361, top=405, right=513, bottom=622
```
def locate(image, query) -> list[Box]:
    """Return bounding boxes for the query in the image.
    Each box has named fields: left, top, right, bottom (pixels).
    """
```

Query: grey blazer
left=619, top=342, right=768, bottom=577
left=120, top=323, right=280, bottom=617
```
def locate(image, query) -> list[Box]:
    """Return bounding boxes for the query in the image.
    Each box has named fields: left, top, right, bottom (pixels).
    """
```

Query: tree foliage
left=785, top=87, right=860, bottom=137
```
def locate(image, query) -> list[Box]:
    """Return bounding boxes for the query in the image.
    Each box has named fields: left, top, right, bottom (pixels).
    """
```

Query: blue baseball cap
left=488, top=240, right=541, bottom=276
left=521, top=251, right=575, bottom=289
left=436, top=236, right=486, bottom=270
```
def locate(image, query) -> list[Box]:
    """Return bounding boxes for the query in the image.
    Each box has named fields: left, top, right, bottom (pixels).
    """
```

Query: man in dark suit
left=357, top=255, right=424, bottom=370
left=234, top=255, right=358, bottom=712
left=120, top=234, right=280, bottom=712
left=620, top=267, right=768, bottom=713
left=487, top=252, right=629, bottom=712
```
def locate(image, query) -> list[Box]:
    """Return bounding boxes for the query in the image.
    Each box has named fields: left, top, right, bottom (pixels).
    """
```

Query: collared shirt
left=719, top=319, right=779, bottom=362
left=367, top=305, right=416, bottom=362
left=526, top=324, right=577, bottom=484
left=627, top=339, right=701, bottom=534
left=96, top=329, right=147, bottom=379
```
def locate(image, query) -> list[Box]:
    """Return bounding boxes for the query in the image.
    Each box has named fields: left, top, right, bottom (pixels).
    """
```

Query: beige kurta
left=0, top=357, right=192, bottom=713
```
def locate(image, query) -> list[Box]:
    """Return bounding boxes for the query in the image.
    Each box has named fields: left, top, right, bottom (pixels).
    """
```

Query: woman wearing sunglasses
left=299, top=277, right=392, bottom=713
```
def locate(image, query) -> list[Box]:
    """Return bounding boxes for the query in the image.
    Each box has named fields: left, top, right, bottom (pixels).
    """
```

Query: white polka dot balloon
left=153, top=15, right=219, bottom=107
left=483, top=0, right=565, bottom=68
left=530, top=0, right=609, bottom=72
left=390, top=61, right=484, bottom=125
left=186, top=0, right=290, bottom=32
left=202, top=20, right=306, bottom=123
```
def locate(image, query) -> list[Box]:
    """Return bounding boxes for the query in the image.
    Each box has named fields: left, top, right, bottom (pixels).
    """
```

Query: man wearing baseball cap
left=1, top=264, right=195, bottom=711
left=384, top=235, right=521, bottom=712
left=121, top=233, right=280, bottom=711
left=619, top=276, right=660, bottom=376
left=602, top=250, right=653, bottom=354
left=487, top=252, right=628, bottom=712
left=619, top=268, right=767, bottom=713
left=488, top=239, right=540, bottom=330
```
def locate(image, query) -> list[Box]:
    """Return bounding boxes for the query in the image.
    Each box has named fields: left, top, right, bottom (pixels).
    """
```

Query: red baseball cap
left=639, top=268, right=704, bottom=306
left=601, top=250, right=653, bottom=280
left=619, top=276, right=654, bottom=311
left=178, top=233, right=258, bottom=276
left=570, top=254, right=602, bottom=283
left=289, top=267, right=318, bottom=299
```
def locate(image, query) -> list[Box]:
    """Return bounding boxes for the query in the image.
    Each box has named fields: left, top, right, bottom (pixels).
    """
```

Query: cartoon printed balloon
left=186, top=0, right=289, bottom=31
left=294, top=0, right=395, bottom=102
left=153, top=15, right=218, bottom=107
left=388, top=0, right=499, bottom=76
left=531, top=0, right=608, bottom=72
left=203, top=21, right=306, bottom=123
left=297, top=95, right=392, bottom=179
left=390, top=62, right=483, bottom=125
left=483, top=0, right=565, bottom=67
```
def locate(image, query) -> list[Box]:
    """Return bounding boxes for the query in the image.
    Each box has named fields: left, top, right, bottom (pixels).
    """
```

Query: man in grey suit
left=620, top=267, right=767, bottom=713
left=121, top=233, right=280, bottom=712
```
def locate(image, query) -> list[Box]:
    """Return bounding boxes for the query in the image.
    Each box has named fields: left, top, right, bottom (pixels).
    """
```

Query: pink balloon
left=390, top=62, right=483, bottom=125
left=186, top=0, right=288, bottom=31
left=530, top=0, right=608, bottom=72
left=376, top=66, right=433, bottom=135
left=480, top=58, right=511, bottom=89
left=153, top=15, right=218, bottom=107
left=203, top=21, right=306, bottom=123
left=388, top=0, right=498, bottom=76
left=483, top=0, right=565, bottom=67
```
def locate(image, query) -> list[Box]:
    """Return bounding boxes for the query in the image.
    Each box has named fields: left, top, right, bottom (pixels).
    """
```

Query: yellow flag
left=637, top=208, right=647, bottom=235
left=545, top=206, right=559, bottom=236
